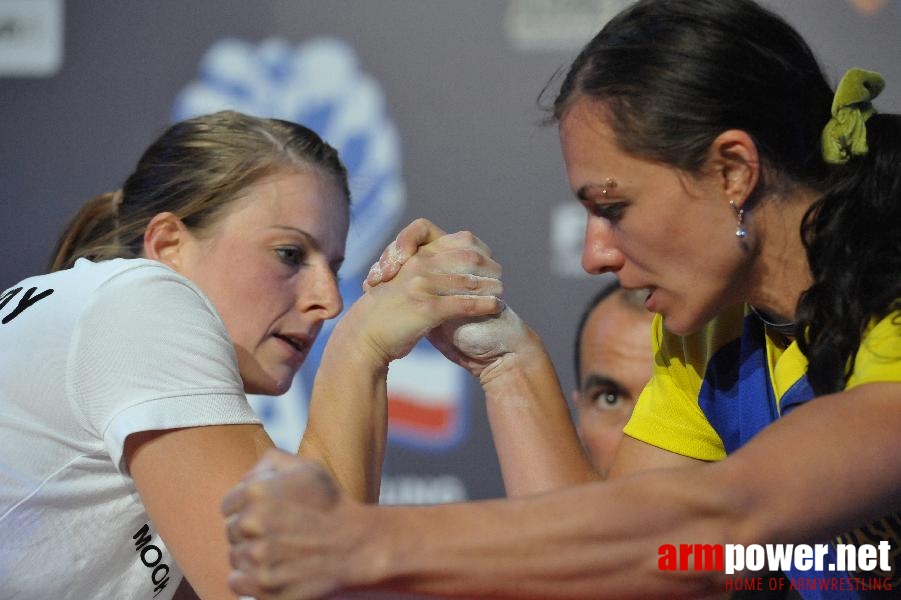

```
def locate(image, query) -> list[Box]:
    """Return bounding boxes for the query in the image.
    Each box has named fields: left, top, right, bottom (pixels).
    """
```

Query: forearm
left=299, top=307, right=389, bottom=503
left=482, top=328, right=598, bottom=496
left=356, top=384, right=901, bottom=598
left=721, top=382, right=901, bottom=545
left=358, top=469, right=732, bottom=599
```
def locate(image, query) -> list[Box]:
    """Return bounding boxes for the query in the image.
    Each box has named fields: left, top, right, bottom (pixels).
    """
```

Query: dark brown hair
left=552, top=0, right=900, bottom=394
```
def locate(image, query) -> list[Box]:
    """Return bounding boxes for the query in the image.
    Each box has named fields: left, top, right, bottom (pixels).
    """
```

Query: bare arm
left=373, top=221, right=597, bottom=495
left=299, top=220, right=504, bottom=502
left=297, top=309, right=390, bottom=504
left=608, top=435, right=706, bottom=478
left=727, top=383, right=901, bottom=543
left=128, top=423, right=274, bottom=600
left=223, top=446, right=732, bottom=599
left=224, top=382, right=901, bottom=599
left=478, top=326, right=598, bottom=495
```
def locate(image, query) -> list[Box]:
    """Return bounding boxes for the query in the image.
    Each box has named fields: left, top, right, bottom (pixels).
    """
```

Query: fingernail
left=367, top=261, right=383, bottom=284
left=386, top=241, right=403, bottom=266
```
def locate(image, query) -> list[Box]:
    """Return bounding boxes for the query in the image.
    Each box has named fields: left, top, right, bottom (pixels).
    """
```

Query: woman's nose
left=581, top=217, right=625, bottom=275
left=296, top=265, right=343, bottom=321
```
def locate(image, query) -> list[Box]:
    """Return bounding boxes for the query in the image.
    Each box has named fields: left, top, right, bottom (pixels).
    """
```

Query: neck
left=744, top=188, right=819, bottom=322
left=748, top=305, right=797, bottom=339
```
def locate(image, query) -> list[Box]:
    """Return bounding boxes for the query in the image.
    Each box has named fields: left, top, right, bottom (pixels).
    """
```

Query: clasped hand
left=349, top=218, right=507, bottom=365
left=222, top=450, right=362, bottom=599
left=366, top=218, right=529, bottom=380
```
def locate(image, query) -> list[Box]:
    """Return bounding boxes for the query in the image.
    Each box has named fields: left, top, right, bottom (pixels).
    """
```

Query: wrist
left=348, top=504, right=405, bottom=591
left=478, top=325, right=544, bottom=387
left=327, top=301, right=393, bottom=374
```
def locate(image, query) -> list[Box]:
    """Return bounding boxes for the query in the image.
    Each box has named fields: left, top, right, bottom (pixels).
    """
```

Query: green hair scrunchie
left=821, top=68, right=885, bottom=165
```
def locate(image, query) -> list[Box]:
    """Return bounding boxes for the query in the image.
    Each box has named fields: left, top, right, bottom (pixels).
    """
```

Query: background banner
left=2, top=0, right=899, bottom=502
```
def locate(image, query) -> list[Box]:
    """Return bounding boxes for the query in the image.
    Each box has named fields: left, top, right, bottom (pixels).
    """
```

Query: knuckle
left=407, top=218, right=432, bottom=241
left=462, top=273, right=480, bottom=291
left=227, top=570, right=259, bottom=598
left=408, top=273, right=429, bottom=291
left=248, top=539, right=270, bottom=564
left=460, top=230, right=490, bottom=252
left=471, top=295, right=502, bottom=315
left=461, top=296, right=479, bottom=315
left=419, top=293, right=440, bottom=311
left=459, top=230, right=477, bottom=243
left=455, top=248, right=482, bottom=266
left=244, top=481, right=271, bottom=504
left=257, top=563, right=279, bottom=591
left=237, top=511, right=265, bottom=537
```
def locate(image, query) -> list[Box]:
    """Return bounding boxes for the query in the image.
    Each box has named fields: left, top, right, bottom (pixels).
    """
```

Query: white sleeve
left=66, top=264, right=260, bottom=474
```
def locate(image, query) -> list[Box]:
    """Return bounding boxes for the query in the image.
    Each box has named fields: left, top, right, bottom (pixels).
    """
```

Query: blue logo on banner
left=172, top=37, right=469, bottom=451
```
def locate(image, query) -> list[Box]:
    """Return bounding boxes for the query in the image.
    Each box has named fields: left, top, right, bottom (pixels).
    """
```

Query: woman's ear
left=143, top=212, right=191, bottom=270
left=710, top=129, right=760, bottom=209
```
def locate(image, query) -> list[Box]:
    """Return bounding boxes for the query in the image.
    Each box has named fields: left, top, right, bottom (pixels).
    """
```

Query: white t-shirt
left=0, top=258, right=261, bottom=599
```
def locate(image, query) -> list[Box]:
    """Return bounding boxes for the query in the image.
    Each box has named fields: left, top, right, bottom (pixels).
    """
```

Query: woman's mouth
left=274, top=333, right=308, bottom=355
left=643, top=288, right=658, bottom=312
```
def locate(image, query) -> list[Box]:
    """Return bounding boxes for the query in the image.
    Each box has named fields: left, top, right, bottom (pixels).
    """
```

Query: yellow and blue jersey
left=625, top=305, right=901, bottom=597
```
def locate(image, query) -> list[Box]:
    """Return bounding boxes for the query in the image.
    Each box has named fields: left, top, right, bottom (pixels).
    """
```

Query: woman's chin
left=243, top=369, right=297, bottom=397
left=660, top=312, right=707, bottom=337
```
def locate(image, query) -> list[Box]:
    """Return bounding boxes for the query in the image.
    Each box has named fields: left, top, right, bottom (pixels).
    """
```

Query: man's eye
left=275, top=247, right=304, bottom=266
left=589, top=388, right=621, bottom=409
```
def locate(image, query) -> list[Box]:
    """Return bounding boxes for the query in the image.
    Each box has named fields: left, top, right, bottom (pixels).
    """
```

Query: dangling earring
left=730, top=201, right=747, bottom=239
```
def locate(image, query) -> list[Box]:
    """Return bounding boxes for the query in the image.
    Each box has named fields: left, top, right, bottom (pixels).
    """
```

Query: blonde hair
left=49, top=110, right=349, bottom=272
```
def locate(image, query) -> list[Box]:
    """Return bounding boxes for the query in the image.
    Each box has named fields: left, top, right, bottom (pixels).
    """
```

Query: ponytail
left=47, top=190, right=132, bottom=272
left=797, top=113, right=901, bottom=394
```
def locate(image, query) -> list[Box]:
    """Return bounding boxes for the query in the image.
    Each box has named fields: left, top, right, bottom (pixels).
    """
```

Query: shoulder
left=23, top=258, right=214, bottom=315
left=847, top=309, right=901, bottom=388
left=624, top=307, right=748, bottom=462
left=68, top=258, right=235, bottom=383
left=862, top=309, right=901, bottom=345
left=1, top=258, right=218, bottom=336
left=74, top=258, right=224, bottom=328
left=94, top=258, right=210, bottom=302
left=66, top=259, right=245, bottom=442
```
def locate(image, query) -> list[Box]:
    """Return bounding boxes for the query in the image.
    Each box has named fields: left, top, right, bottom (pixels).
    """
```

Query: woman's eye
left=589, top=202, right=626, bottom=223
left=275, top=247, right=305, bottom=266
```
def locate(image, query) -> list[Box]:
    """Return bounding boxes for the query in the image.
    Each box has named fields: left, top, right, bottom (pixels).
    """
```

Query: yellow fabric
left=847, top=311, right=901, bottom=389
left=766, top=340, right=807, bottom=413
left=623, top=306, right=747, bottom=462
left=625, top=307, right=901, bottom=461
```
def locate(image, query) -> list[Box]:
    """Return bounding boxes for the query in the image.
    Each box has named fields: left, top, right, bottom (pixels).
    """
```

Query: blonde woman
left=0, top=110, right=503, bottom=599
